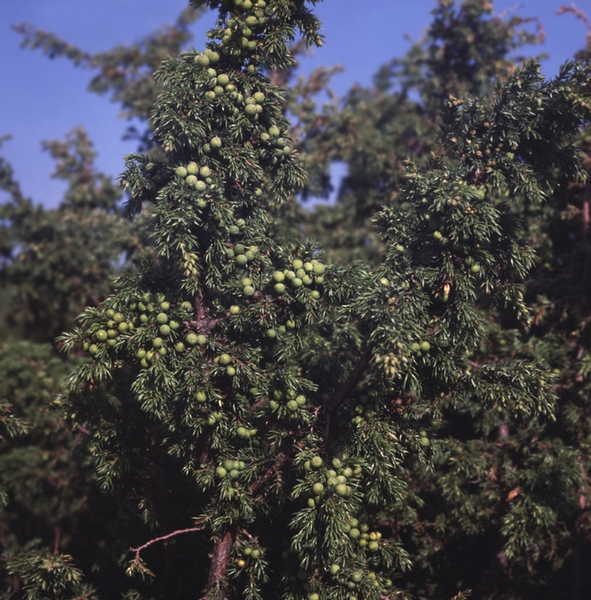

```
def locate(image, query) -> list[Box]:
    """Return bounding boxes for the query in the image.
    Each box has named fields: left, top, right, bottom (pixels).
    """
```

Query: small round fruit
left=253, top=91, right=265, bottom=103
left=181, top=301, right=193, bottom=311
left=310, top=456, right=323, bottom=469
left=250, top=549, right=260, bottom=559
left=156, top=312, right=169, bottom=325
left=227, top=366, right=236, bottom=376
left=267, top=328, right=277, bottom=338
left=295, top=395, right=306, bottom=406
left=229, top=305, right=241, bottom=315
left=174, top=342, right=185, bottom=353
left=186, top=333, right=199, bottom=345
left=187, top=161, right=199, bottom=174
left=273, top=271, right=285, bottom=282
left=470, top=263, right=481, bottom=273
left=243, top=285, right=255, bottom=296
left=245, top=104, right=257, bottom=116
left=419, top=341, right=431, bottom=352
left=186, top=174, right=198, bottom=187
left=368, top=541, right=379, bottom=551
left=152, top=337, right=163, bottom=348
left=217, top=73, right=229, bottom=86
left=113, top=312, right=125, bottom=323
left=210, top=136, right=222, bottom=148
left=216, top=466, right=227, bottom=477
left=351, top=571, right=363, bottom=583
left=118, top=322, right=129, bottom=333
left=219, top=353, right=231, bottom=365
left=95, top=330, right=108, bottom=342
left=196, top=334, right=207, bottom=345
left=268, top=125, right=280, bottom=138
left=335, top=484, right=348, bottom=497
left=236, top=254, right=248, bottom=265
left=195, top=54, right=210, bottom=66
left=274, top=283, right=286, bottom=294
left=175, top=166, right=188, bottom=177
left=88, top=344, right=98, bottom=355
left=330, top=564, right=340, bottom=575
left=348, top=528, right=360, bottom=539
left=159, top=324, right=171, bottom=336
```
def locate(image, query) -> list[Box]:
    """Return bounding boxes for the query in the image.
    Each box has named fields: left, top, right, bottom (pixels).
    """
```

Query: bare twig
left=129, top=525, right=204, bottom=566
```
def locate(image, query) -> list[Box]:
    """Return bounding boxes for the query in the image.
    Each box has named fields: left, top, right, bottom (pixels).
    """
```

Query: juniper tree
left=1, top=9, right=334, bottom=598
left=301, top=0, right=545, bottom=266
left=294, top=3, right=591, bottom=597
left=3, top=1, right=591, bottom=599
left=19, top=1, right=585, bottom=600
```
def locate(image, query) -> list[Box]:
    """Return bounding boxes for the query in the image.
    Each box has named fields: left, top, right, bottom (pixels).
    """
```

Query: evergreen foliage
left=0, top=129, right=150, bottom=343
left=2, top=1, right=591, bottom=599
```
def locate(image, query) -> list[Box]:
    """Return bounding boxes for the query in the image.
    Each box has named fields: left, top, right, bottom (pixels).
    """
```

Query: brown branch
left=249, top=396, right=269, bottom=413
left=203, top=529, right=234, bottom=600
left=129, top=525, right=204, bottom=567
left=250, top=451, right=295, bottom=494
left=192, top=294, right=221, bottom=335
left=322, top=345, right=374, bottom=439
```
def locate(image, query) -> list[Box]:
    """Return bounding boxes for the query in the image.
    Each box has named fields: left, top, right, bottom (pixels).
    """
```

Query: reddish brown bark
left=203, top=529, right=234, bottom=599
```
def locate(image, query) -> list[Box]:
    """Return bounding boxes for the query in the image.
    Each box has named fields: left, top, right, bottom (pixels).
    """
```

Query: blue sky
left=1, top=0, right=588, bottom=208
